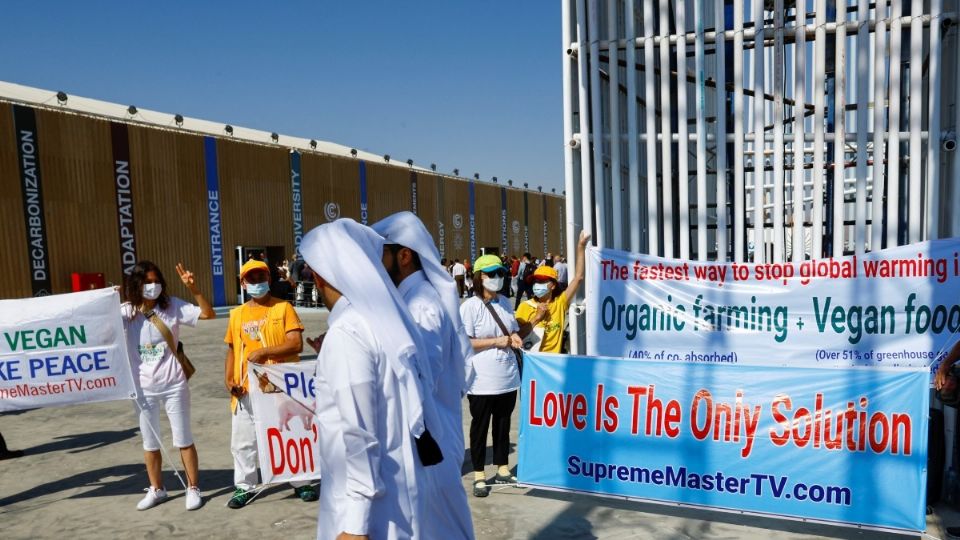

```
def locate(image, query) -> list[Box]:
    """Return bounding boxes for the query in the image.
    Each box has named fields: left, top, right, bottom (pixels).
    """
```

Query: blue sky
left=0, top=1, right=564, bottom=192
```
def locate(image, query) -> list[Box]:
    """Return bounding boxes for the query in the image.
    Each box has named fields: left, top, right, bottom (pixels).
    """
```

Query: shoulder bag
left=483, top=299, right=524, bottom=377
left=141, top=308, right=196, bottom=380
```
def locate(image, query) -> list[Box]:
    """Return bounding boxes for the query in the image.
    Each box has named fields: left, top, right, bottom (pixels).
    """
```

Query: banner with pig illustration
left=247, top=361, right=321, bottom=484
left=585, top=239, right=960, bottom=372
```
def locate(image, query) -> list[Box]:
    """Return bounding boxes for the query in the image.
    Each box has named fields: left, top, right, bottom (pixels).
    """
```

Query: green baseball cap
left=474, top=254, right=506, bottom=273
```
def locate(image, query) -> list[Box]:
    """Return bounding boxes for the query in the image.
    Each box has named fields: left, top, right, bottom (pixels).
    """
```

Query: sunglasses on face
left=482, top=269, right=506, bottom=278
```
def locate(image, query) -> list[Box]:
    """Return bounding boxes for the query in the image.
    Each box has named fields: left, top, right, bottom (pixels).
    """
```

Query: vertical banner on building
left=436, top=176, right=446, bottom=259
left=110, top=122, right=137, bottom=276
left=290, top=151, right=303, bottom=254
left=559, top=202, right=565, bottom=256
left=542, top=194, right=549, bottom=255
left=203, top=137, right=226, bottom=306
left=13, top=106, right=51, bottom=296
left=468, top=180, right=477, bottom=262
left=500, top=187, right=508, bottom=256
left=410, top=171, right=418, bottom=215
left=359, top=161, right=369, bottom=225
left=523, top=190, right=530, bottom=253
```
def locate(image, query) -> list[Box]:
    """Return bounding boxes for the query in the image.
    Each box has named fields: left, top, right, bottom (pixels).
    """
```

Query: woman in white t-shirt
left=459, top=254, right=523, bottom=498
left=121, top=260, right=215, bottom=511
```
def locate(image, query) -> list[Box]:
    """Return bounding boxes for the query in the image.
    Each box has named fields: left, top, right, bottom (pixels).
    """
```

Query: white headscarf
left=371, top=211, right=474, bottom=367
left=300, top=218, right=442, bottom=441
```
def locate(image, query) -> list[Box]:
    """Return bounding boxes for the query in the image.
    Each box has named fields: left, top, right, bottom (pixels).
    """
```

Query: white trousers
left=231, top=394, right=307, bottom=490
left=138, top=384, right=193, bottom=451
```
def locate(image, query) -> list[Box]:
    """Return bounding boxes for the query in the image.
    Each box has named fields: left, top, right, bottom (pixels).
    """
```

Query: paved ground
left=0, top=308, right=949, bottom=539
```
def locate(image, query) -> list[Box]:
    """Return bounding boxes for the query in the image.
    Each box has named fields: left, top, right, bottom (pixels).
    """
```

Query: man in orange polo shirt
left=224, top=259, right=314, bottom=508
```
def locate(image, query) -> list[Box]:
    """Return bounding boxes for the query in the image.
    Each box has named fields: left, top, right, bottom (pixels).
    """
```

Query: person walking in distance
left=451, top=259, right=467, bottom=298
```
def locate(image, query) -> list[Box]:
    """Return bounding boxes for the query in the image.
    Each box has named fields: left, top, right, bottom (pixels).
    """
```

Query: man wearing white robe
left=373, top=212, right=476, bottom=540
left=300, top=218, right=445, bottom=540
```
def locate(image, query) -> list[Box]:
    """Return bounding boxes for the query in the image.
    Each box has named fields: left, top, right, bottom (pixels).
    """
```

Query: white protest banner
left=247, top=361, right=321, bottom=484
left=586, top=239, right=960, bottom=370
left=0, top=288, right=137, bottom=412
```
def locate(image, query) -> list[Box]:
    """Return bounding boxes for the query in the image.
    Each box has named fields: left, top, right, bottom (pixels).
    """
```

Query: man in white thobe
left=300, top=218, right=445, bottom=540
left=373, top=211, right=476, bottom=540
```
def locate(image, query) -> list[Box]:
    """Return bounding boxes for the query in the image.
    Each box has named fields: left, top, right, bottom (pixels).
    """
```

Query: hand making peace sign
left=176, top=263, right=199, bottom=292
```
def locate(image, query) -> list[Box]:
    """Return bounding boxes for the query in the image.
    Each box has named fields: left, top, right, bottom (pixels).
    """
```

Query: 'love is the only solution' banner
left=518, top=353, right=929, bottom=532
left=0, top=288, right=137, bottom=412
left=586, top=239, right=960, bottom=369
left=248, top=361, right=321, bottom=484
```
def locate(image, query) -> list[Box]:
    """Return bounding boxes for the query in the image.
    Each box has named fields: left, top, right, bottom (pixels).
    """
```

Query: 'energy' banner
left=0, top=289, right=137, bottom=412
left=248, top=361, right=321, bottom=485
left=585, top=240, right=960, bottom=369
left=518, top=353, right=929, bottom=532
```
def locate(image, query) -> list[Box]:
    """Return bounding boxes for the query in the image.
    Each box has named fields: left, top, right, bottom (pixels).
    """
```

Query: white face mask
left=142, top=283, right=162, bottom=300
left=482, top=276, right=504, bottom=293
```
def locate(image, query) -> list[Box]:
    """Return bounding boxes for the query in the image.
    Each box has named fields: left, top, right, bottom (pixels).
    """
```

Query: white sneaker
left=136, top=486, right=168, bottom=510
left=185, top=486, right=202, bottom=511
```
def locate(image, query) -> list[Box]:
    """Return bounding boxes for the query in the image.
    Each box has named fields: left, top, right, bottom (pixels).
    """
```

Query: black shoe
left=294, top=484, right=318, bottom=502
left=227, top=487, right=253, bottom=509
left=472, top=479, right=489, bottom=498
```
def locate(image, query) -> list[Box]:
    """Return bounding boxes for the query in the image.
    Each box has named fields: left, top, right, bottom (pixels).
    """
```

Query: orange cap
left=240, top=260, right=269, bottom=281
left=533, top=265, right=559, bottom=282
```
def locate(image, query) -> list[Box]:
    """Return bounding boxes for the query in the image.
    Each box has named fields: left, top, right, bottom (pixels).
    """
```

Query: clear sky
left=0, top=1, right=565, bottom=193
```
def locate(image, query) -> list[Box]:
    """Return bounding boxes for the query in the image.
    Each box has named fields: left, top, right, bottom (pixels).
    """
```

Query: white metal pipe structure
left=908, top=9, right=924, bottom=243
left=625, top=0, right=641, bottom=252
left=927, top=0, right=943, bottom=240
left=643, top=0, right=659, bottom=255
left=561, top=0, right=581, bottom=355
left=714, top=0, right=728, bottom=262
left=588, top=0, right=607, bottom=249
left=887, top=0, right=903, bottom=248
left=854, top=0, right=870, bottom=254
left=870, top=0, right=888, bottom=250
left=659, top=0, right=674, bottom=256
left=772, top=0, right=786, bottom=262
left=792, top=9, right=806, bottom=263
left=812, top=0, right=827, bottom=258
left=608, top=0, right=623, bottom=249
left=752, top=0, right=766, bottom=263
left=677, top=0, right=691, bottom=259
left=733, top=0, right=745, bottom=261
left=832, top=0, right=847, bottom=258
left=694, top=0, right=708, bottom=260
left=575, top=0, right=594, bottom=254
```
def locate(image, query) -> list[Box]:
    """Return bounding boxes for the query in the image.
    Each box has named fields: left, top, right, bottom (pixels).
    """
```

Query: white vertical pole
left=644, top=0, right=659, bottom=255
left=870, top=0, right=888, bottom=250
left=608, top=0, right=623, bottom=249
left=752, top=0, right=766, bottom=263
left=676, top=0, right=691, bottom=259
left=792, top=9, right=806, bottom=263
left=907, top=11, right=923, bottom=244
left=562, top=0, right=581, bottom=354
left=659, top=0, right=674, bottom=256
left=576, top=0, right=595, bottom=248
left=832, top=0, right=846, bottom=258
left=927, top=0, right=943, bottom=240
left=772, top=0, right=786, bottom=262
left=853, top=0, right=869, bottom=254
left=733, top=0, right=745, bottom=261
left=812, top=0, right=827, bottom=258
left=694, top=0, right=707, bottom=260
left=886, top=0, right=902, bottom=248
left=714, top=0, right=728, bottom=262
left=589, top=0, right=608, bottom=248
left=626, top=0, right=641, bottom=252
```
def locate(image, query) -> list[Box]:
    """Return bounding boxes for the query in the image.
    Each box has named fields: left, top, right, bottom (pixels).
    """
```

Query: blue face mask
left=246, top=281, right=270, bottom=298
left=532, top=283, right=551, bottom=299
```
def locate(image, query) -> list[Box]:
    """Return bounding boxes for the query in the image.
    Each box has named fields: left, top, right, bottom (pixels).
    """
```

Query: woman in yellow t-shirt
left=516, top=231, right=590, bottom=353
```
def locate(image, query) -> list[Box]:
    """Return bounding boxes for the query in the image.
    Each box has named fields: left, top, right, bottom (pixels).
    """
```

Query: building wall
left=0, top=104, right=565, bottom=302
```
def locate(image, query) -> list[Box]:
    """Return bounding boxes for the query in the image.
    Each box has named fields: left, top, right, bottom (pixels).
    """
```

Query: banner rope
left=132, top=396, right=189, bottom=491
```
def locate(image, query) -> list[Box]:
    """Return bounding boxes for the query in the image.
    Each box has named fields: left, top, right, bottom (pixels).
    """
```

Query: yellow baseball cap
left=533, top=265, right=559, bottom=282
left=240, top=260, right=269, bottom=280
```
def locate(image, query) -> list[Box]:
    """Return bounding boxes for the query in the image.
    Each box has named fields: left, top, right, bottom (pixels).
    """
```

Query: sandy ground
left=0, top=308, right=948, bottom=539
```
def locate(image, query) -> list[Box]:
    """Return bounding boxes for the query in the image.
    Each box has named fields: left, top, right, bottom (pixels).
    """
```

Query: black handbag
left=483, top=300, right=524, bottom=377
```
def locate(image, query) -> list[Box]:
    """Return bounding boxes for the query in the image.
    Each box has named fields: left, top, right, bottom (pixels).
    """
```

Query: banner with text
left=248, top=361, right=321, bottom=484
left=518, top=353, right=928, bottom=532
left=0, top=289, right=137, bottom=412
left=586, top=240, right=960, bottom=370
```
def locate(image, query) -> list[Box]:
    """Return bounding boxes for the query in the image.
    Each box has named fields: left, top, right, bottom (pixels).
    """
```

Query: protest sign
left=247, top=361, right=321, bottom=484
left=518, top=353, right=929, bottom=532
left=0, top=288, right=137, bottom=412
left=585, top=239, right=960, bottom=370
